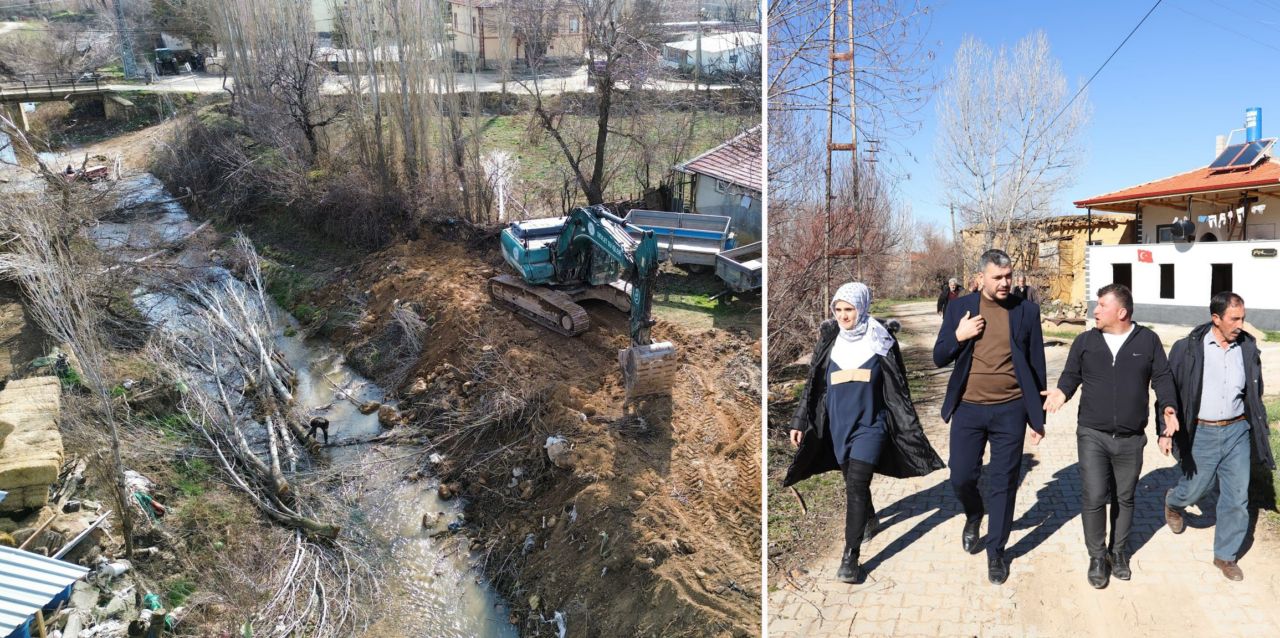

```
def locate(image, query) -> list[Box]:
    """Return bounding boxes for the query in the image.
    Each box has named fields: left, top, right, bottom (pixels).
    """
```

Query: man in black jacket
left=1042, top=283, right=1178, bottom=589
left=934, top=249, right=1047, bottom=585
left=1162, top=292, right=1275, bottom=581
left=938, top=278, right=962, bottom=316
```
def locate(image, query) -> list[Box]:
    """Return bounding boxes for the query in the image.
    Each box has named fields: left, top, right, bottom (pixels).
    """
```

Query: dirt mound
left=312, top=233, right=761, bottom=637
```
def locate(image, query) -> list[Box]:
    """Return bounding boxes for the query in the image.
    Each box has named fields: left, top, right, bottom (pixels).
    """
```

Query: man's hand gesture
left=1040, top=388, right=1067, bottom=413
left=955, top=311, right=985, bottom=342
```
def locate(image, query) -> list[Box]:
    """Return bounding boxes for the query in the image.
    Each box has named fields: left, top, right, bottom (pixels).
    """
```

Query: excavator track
left=488, top=274, right=591, bottom=337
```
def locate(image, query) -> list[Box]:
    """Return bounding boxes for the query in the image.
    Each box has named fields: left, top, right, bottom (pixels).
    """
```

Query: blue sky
left=892, top=0, right=1280, bottom=231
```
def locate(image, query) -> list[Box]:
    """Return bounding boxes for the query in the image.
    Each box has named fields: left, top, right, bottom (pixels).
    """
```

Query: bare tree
left=934, top=31, right=1090, bottom=257
left=0, top=115, right=137, bottom=558
left=768, top=0, right=935, bottom=195
left=213, top=0, right=342, bottom=158
left=524, top=0, right=665, bottom=206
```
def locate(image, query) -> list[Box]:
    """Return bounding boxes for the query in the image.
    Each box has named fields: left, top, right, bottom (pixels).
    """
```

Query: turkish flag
left=1137, top=249, right=1153, bottom=263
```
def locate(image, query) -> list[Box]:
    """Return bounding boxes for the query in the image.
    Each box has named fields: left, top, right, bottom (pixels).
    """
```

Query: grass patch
left=1264, top=330, right=1280, bottom=342
left=767, top=431, right=846, bottom=579
left=175, top=457, right=214, bottom=498
left=164, top=577, right=196, bottom=607
left=460, top=112, right=754, bottom=211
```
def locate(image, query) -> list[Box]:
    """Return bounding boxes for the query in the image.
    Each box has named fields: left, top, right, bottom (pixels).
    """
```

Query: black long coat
left=783, top=320, right=945, bottom=487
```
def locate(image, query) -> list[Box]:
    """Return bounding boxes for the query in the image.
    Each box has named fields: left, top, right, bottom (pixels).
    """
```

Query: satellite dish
left=1170, top=219, right=1195, bottom=240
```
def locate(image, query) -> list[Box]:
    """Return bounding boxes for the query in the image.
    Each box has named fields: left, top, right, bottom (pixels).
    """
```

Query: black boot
left=862, top=508, right=880, bottom=544
left=836, top=546, right=864, bottom=583
left=1088, top=556, right=1110, bottom=589
left=1108, top=551, right=1131, bottom=581
left=839, top=460, right=876, bottom=581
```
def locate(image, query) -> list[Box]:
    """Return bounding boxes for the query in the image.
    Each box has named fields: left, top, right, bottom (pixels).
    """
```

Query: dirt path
left=770, top=301, right=1280, bottom=637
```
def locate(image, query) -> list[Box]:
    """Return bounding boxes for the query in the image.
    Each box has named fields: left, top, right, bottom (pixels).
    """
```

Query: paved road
left=94, top=68, right=733, bottom=97
left=769, top=302, right=1280, bottom=638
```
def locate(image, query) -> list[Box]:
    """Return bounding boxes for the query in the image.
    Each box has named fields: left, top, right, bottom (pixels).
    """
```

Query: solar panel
left=1210, top=143, right=1248, bottom=169
left=1209, top=138, right=1276, bottom=171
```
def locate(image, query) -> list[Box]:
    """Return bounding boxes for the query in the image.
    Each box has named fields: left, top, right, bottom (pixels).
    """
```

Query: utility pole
left=113, top=0, right=139, bottom=79
left=825, top=0, right=856, bottom=302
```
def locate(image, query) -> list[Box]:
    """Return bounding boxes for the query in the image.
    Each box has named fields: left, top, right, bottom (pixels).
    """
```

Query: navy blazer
left=932, top=292, right=1048, bottom=433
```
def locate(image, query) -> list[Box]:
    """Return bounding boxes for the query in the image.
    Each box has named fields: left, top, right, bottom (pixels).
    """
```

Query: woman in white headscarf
left=784, top=282, right=944, bottom=584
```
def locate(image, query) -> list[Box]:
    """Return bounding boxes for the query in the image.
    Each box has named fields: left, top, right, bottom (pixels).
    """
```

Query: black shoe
left=1087, top=557, right=1110, bottom=589
left=835, top=547, right=864, bottom=584
left=987, top=553, right=1009, bottom=585
left=962, top=516, right=983, bottom=554
left=1109, top=551, right=1131, bottom=581
left=862, top=513, right=880, bottom=544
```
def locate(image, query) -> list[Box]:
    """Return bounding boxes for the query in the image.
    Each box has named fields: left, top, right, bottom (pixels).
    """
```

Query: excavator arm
left=550, top=206, right=661, bottom=347
left=548, top=206, right=677, bottom=397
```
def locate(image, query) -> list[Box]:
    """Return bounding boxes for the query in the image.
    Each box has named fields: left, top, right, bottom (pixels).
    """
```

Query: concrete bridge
left=0, top=74, right=136, bottom=129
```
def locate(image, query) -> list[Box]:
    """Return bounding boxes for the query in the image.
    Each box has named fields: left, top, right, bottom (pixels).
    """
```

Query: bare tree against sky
left=934, top=31, right=1090, bottom=259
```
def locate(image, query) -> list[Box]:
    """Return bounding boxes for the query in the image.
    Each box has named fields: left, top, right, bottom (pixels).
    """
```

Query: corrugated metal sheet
left=0, top=546, right=89, bottom=635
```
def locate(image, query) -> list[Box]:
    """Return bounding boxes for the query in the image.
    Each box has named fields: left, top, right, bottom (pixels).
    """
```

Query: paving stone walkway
left=768, top=305, right=1280, bottom=638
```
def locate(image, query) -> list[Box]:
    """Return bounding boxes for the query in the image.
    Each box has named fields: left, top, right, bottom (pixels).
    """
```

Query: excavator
left=488, top=205, right=679, bottom=398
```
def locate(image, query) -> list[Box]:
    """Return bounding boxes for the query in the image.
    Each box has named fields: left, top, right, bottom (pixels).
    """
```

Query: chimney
left=1216, top=134, right=1227, bottom=156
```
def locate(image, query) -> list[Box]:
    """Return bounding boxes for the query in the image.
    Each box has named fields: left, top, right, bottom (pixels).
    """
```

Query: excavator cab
left=491, top=207, right=678, bottom=399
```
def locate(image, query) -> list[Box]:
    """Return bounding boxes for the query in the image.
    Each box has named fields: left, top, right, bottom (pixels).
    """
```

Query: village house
left=671, top=126, right=762, bottom=243
left=961, top=214, right=1134, bottom=305
left=1075, top=108, right=1280, bottom=330
left=447, top=0, right=586, bottom=71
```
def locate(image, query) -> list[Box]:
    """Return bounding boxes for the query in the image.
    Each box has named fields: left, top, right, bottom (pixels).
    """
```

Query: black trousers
left=1077, top=427, right=1145, bottom=558
left=949, top=400, right=1027, bottom=558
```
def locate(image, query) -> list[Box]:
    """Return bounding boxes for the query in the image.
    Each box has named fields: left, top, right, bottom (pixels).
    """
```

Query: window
left=569, top=18, right=580, bottom=33
left=1155, top=224, right=1173, bottom=243
left=728, top=53, right=739, bottom=64
left=1160, top=264, right=1175, bottom=299
left=1211, top=264, right=1233, bottom=297
left=1112, top=263, right=1132, bottom=292
left=1249, top=223, right=1276, bottom=240
left=715, top=179, right=730, bottom=194
left=472, top=16, right=477, bottom=34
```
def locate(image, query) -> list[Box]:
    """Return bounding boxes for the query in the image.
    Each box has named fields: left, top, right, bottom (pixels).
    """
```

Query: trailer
left=714, top=241, right=762, bottom=294
left=622, top=210, right=734, bottom=267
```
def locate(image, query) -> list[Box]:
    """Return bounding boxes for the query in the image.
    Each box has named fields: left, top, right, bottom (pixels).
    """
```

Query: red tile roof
left=1075, top=158, right=1280, bottom=210
left=678, top=126, right=762, bottom=193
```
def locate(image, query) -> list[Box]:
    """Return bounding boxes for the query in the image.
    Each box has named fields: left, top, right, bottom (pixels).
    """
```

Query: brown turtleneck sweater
left=962, top=294, right=1021, bottom=404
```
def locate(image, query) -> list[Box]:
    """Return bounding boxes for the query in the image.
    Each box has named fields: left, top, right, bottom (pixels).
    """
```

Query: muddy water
left=91, top=174, right=516, bottom=637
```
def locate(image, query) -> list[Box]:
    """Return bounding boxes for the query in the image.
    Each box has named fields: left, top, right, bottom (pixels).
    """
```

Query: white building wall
left=693, top=177, right=760, bottom=243
left=1086, top=239, right=1280, bottom=329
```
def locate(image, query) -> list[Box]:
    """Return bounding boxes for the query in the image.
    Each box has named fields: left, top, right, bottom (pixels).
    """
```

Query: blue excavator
left=489, top=205, right=679, bottom=398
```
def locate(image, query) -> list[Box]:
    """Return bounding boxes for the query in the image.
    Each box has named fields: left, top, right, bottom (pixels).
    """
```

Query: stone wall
left=0, top=376, right=63, bottom=512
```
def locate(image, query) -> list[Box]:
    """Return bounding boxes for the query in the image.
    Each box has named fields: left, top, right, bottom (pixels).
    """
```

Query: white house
left=1077, top=113, right=1280, bottom=329
left=672, top=126, right=761, bottom=243
left=662, top=31, right=760, bottom=77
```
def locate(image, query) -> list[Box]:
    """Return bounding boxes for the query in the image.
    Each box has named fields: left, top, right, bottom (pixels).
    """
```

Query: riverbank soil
left=308, top=234, right=763, bottom=637
left=67, top=115, right=761, bottom=636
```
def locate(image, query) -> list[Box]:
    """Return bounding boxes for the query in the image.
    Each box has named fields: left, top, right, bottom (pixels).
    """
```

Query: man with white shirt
left=1042, top=283, right=1179, bottom=588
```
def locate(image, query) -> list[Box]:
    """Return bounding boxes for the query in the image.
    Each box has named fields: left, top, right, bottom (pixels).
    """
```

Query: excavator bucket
left=619, top=341, right=679, bottom=399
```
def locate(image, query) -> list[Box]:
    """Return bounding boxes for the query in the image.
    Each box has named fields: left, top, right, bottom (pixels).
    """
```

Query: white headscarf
left=829, top=282, right=894, bottom=370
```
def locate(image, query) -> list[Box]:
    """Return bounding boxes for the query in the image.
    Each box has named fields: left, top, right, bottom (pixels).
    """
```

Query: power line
left=1039, top=0, right=1163, bottom=141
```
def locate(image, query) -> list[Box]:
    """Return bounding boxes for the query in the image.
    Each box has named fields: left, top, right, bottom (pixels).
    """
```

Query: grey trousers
left=1078, top=427, right=1146, bottom=558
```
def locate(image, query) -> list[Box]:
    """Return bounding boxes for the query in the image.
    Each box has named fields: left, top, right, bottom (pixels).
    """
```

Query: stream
left=89, top=174, right=516, bottom=637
